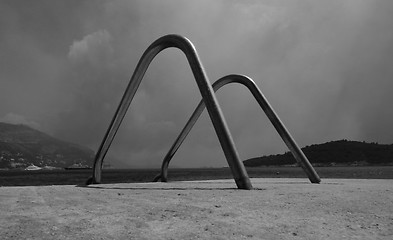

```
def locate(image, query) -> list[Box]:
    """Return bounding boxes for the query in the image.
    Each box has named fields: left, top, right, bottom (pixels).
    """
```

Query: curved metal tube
left=87, top=35, right=252, bottom=189
left=154, top=74, right=321, bottom=184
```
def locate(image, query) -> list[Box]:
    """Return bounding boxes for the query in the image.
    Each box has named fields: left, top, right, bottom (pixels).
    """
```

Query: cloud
left=68, top=30, right=114, bottom=68
left=0, top=113, right=41, bottom=130
left=51, top=30, right=118, bottom=150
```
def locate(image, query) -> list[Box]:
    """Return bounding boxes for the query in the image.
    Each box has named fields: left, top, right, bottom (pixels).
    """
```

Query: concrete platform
left=1, top=178, right=392, bottom=239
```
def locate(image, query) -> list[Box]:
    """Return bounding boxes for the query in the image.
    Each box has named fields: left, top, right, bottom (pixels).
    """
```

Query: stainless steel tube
left=87, top=35, right=252, bottom=189
left=155, top=74, right=321, bottom=184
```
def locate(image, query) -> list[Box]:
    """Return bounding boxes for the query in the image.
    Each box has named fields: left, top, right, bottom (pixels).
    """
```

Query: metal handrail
left=153, top=74, right=321, bottom=184
left=86, top=35, right=252, bottom=189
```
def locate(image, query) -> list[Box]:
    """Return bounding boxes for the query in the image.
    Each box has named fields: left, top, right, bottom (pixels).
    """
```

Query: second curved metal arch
left=154, top=74, right=321, bottom=184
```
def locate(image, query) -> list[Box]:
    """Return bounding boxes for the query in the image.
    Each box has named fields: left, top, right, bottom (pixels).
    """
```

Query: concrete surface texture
left=1, top=178, right=392, bottom=240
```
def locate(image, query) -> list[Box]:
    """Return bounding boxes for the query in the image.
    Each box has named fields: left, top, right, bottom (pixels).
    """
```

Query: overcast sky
left=1, top=0, right=393, bottom=168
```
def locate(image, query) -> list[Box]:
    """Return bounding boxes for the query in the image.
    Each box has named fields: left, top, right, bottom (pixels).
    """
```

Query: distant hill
left=0, top=122, right=94, bottom=169
left=243, top=140, right=393, bottom=167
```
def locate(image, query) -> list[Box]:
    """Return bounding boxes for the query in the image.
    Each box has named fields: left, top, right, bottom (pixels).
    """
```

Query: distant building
left=64, top=163, right=91, bottom=170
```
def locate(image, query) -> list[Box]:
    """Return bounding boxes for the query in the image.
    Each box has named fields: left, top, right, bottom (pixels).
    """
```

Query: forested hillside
left=0, top=122, right=94, bottom=169
left=244, top=140, right=393, bottom=167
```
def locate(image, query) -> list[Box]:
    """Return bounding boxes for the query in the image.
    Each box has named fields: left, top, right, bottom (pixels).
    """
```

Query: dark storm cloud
left=1, top=0, right=393, bottom=168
